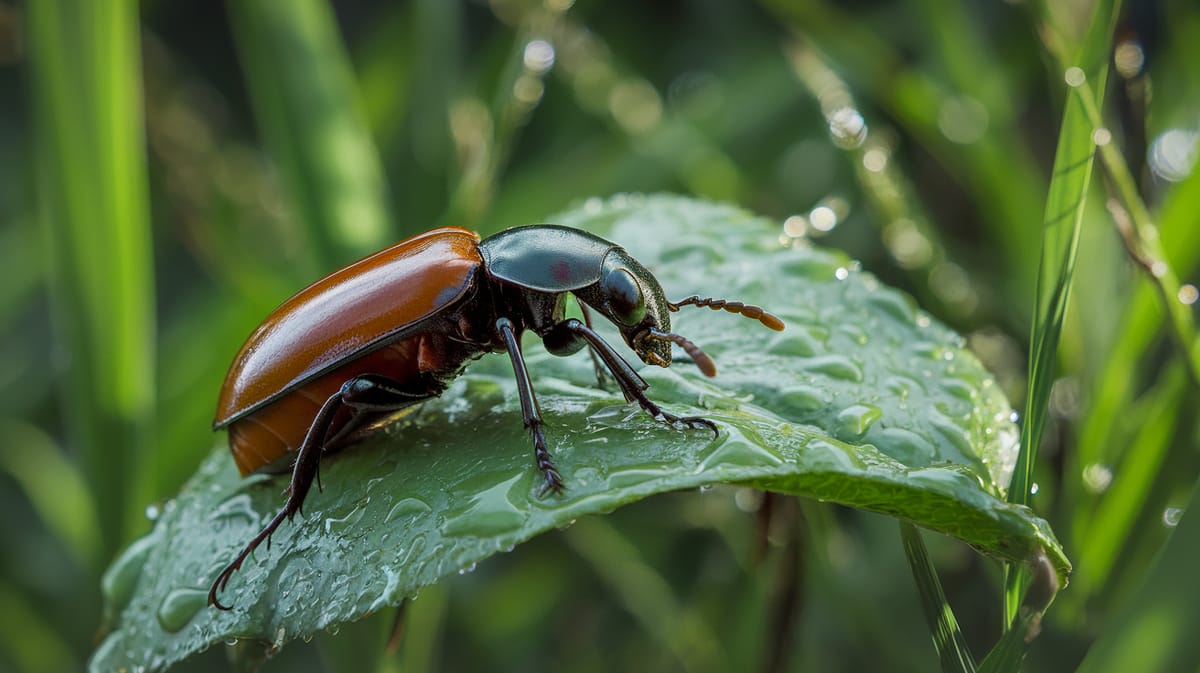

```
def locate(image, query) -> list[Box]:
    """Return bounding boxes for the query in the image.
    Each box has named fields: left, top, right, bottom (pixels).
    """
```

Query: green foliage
left=6, top=1, right=1200, bottom=672
left=94, top=196, right=1064, bottom=671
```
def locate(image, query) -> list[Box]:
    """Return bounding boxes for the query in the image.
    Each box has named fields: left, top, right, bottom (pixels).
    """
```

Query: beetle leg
left=209, top=390, right=344, bottom=609
left=557, top=319, right=719, bottom=438
left=496, top=317, right=564, bottom=495
left=578, top=303, right=613, bottom=390
left=209, top=375, right=432, bottom=610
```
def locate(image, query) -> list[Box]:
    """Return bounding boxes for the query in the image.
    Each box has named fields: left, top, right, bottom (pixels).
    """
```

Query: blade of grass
left=0, top=419, right=101, bottom=567
left=899, top=523, right=976, bottom=673
left=783, top=40, right=965, bottom=321
left=0, top=579, right=76, bottom=673
left=977, top=609, right=1037, bottom=673
left=1065, top=164, right=1200, bottom=592
left=227, top=0, right=393, bottom=268
left=26, top=0, right=156, bottom=559
left=762, top=0, right=1046, bottom=303
left=1074, top=477, right=1200, bottom=673
left=1005, top=0, right=1120, bottom=621
left=1072, top=78, right=1200, bottom=384
left=1070, top=365, right=1186, bottom=599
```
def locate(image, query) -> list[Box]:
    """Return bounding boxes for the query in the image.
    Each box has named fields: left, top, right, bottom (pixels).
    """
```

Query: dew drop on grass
left=1163, top=507, right=1183, bottom=527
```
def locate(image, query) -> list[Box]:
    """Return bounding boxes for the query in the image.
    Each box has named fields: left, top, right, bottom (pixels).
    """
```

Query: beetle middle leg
left=209, top=375, right=430, bottom=609
left=496, top=316, right=564, bottom=495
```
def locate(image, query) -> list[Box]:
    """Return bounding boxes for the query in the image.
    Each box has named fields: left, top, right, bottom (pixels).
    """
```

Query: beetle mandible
left=208, top=224, right=784, bottom=609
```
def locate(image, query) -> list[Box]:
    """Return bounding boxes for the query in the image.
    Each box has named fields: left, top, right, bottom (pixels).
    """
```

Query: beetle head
left=583, top=249, right=788, bottom=377
left=577, top=249, right=720, bottom=375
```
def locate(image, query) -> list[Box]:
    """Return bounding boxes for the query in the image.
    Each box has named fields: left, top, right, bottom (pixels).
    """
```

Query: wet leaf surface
left=93, top=195, right=1068, bottom=671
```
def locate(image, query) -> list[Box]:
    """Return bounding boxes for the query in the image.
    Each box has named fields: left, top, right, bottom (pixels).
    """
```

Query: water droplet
left=513, top=75, right=545, bottom=105
left=324, top=504, right=367, bottom=536
left=809, top=205, right=838, bottom=232
left=1148, top=128, right=1198, bottom=182
left=874, top=427, right=935, bottom=464
left=1082, top=464, right=1113, bottom=494
left=145, top=503, right=160, bottom=521
left=1163, top=507, right=1184, bottom=527
left=102, top=527, right=163, bottom=612
left=797, top=354, right=864, bottom=382
left=734, top=488, right=763, bottom=512
left=834, top=267, right=850, bottom=280
left=443, top=472, right=527, bottom=537
left=384, top=497, right=434, bottom=524
left=523, top=39, right=555, bottom=74
left=1179, top=284, right=1199, bottom=305
left=605, top=461, right=675, bottom=489
left=1064, top=67, right=1086, bottom=87
left=156, top=587, right=208, bottom=633
left=828, top=106, right=867, bottom=149
left=1114, top=39, right=1145, bottom=78
left=207, top=493, right=259, bottom=527
left=883, top=219, right=932, bottom=269
left=1092, top=127, right=1112, bottom=146
left=937, top=95, right=989, bottom=144
left=609, top=80, right=663, bottom=133
left=696, top=434, right=784, bottom=472
left=863, top=147, right=888, bottom=172
left=835, top=404, right=882, bottom=438
left=773, top=385, right=825, bottom=416
left=941, top=378, right=973, bottom=401
left=767, top=333, right=820, bottom=357
left=783, top=215, right=808, bottom=238
left=1030, top=483, right=1040, bottom=495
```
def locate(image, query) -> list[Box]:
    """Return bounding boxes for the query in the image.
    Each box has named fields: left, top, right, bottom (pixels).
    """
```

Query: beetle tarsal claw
left=647, top=328, right=717, bottom=377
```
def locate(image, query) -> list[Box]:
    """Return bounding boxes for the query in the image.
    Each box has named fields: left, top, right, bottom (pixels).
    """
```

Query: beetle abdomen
left=229, top=337, right=429, bottom=475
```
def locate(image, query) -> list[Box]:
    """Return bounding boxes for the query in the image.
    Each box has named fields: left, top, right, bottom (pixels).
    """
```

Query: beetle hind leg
left=209, top=375, right=432, bottom=610
left=209, top=391, right=344, bottom=609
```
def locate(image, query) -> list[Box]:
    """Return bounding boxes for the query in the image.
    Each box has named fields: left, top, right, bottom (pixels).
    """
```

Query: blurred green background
left=3, top=0, right=1199, bottom=671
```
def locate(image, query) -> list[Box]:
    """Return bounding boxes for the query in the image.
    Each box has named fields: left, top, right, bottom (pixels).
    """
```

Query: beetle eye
left=602, top=268, right=646, bottom=325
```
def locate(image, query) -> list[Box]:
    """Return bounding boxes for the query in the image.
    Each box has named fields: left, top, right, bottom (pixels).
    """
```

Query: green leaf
left=92, top=195, right=1068, bottom=671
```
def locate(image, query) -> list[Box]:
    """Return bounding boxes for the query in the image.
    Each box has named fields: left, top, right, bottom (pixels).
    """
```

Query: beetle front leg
left=551, top=319, right=718, bottom=437
left=578, top=303, right=613, bottom=390
left=496, top=317, right=564, bottom=495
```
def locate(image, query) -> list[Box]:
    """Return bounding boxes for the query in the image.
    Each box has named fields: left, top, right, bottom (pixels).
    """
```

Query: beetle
left=208, top=224, right=784, bottom=609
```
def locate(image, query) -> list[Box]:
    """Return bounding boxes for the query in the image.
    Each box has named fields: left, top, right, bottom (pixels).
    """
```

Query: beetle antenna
left=668, top=295, right=785, bottom=331
left=647, top=328, right=717, bottom=377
